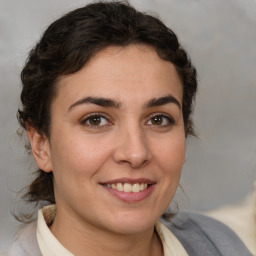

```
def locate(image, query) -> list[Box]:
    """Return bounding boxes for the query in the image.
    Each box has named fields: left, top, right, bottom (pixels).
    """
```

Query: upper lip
left=100, top=178, right=155, bottom=185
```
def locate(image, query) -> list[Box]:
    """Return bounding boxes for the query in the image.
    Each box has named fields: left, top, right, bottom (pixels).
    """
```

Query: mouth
left=103, top=182, right=149, bottom=193
left=100, top=178, right=155, bottom=203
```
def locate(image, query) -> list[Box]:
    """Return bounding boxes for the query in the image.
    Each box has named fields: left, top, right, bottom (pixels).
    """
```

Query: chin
left=105, top=210, right=158, bottom=235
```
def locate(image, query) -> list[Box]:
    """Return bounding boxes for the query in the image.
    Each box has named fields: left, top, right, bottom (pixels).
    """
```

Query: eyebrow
left=146, top=95, right=181, bottom=109
left=68, top=96, right=121, bottom=111
left=68, top=94, right=181, bottom=111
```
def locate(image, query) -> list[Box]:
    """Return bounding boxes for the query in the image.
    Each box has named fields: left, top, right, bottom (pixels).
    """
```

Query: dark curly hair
left=17, top=1, right=198, bottom=209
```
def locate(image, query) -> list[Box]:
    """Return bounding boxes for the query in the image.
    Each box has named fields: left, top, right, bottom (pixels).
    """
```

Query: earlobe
left=26, top=124, right=52, bottom=173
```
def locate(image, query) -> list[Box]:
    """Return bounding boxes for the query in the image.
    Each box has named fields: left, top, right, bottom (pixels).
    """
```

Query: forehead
left=54, top=44, right=183, bottom=109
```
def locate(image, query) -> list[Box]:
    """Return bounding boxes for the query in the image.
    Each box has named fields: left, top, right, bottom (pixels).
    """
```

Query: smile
left=105, top=183, right=148, bottom=193
left=100, top=178, right=155, bottom=203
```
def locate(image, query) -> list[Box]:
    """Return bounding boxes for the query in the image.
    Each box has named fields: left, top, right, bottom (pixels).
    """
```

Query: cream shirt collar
left=37, top=205, right=188, bottom=256
left=37, top=206, right=73, bottom=256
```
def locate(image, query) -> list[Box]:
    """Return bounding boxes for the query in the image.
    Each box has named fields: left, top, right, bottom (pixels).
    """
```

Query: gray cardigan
left=163, top=211, right=252, bottom=256
left=8, top=211, right=252, bottom=256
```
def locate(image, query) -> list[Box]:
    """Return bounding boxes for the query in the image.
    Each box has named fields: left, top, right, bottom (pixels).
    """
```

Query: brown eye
left=151, top=116, right=163, bottom=125
left=81, top=114, right=110, bottom=127
left=146, top=114, right=174, bottom=127
left=88, top=116, right=101, bottom=125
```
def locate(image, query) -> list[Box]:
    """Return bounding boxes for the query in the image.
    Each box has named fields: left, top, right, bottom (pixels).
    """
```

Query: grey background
left=0, top=0, right=255, bottom=253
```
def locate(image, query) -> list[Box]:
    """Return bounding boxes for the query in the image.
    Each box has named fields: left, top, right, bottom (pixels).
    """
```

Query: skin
left=27, top=44, right=185, bottom=256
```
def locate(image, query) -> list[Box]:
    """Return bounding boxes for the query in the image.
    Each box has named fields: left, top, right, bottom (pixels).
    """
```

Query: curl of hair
left=17, top=1, right=198, bottom=215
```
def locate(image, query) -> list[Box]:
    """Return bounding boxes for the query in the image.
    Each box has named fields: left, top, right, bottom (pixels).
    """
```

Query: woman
left=8, top=1, right=252, bottom=256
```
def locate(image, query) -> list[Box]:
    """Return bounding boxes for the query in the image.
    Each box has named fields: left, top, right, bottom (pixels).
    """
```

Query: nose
left=112, top=125, right=152, bottom=168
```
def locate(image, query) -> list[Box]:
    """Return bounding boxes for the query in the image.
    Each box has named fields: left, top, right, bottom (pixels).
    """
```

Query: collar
left=37, top=205, right=187, bottom=256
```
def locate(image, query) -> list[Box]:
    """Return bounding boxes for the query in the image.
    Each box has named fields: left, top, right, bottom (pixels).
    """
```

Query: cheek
left=49, top=134, right=114, bottom=205
left=50, top=133, right=113, bottom=180
left=149, top=134, right=185, bottom=214
left=154, top=135, right=186, bottom=173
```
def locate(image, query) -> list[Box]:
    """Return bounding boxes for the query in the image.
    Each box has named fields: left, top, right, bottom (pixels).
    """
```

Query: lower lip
left=101, top=184, right=155, bottom=203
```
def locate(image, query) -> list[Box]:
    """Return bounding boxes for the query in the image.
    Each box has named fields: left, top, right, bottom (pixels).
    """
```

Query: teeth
left=111, top=184, right=117, bottom=189
left=123, top=183, right=132, bottom=192
left=107, top=182, right=149, bottom=192
left=140, top=183, right=148, bottom=190
left=116, top=183, right=123, bottom=191
left=132, top=183, right=140, bottom=192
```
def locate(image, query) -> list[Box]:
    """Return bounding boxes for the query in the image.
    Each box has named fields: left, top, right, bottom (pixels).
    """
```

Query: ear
left=26, top=124, right=52, bottom=173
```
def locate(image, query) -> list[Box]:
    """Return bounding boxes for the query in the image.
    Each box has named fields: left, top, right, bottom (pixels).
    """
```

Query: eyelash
left=80, top=113, right=175, bottom=128
left=146, top=113, right=175, bottom=127
left=80, top=113, right=111, bottom=129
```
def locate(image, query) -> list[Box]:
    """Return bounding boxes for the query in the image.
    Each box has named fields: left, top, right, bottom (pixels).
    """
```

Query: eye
left=81, top=114, right=110, bottom=128
left=146, top=114, right=174, bottom=127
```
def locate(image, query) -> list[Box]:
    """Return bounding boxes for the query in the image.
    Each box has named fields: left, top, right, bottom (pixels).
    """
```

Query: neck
left=49, top=208, right=163, bottom=256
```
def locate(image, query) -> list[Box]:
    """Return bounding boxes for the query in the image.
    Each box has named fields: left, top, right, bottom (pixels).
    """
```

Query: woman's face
left=43, top=45, right=185, bottom=235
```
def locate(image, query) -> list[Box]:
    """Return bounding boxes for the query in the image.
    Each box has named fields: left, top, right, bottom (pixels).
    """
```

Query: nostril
left=130, top=158, right=149, bottom=169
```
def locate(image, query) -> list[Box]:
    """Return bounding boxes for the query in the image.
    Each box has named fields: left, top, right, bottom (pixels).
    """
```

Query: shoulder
left=161, top=211, right=252, bottom=256
left=6, top=221, right=41, bottom=256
